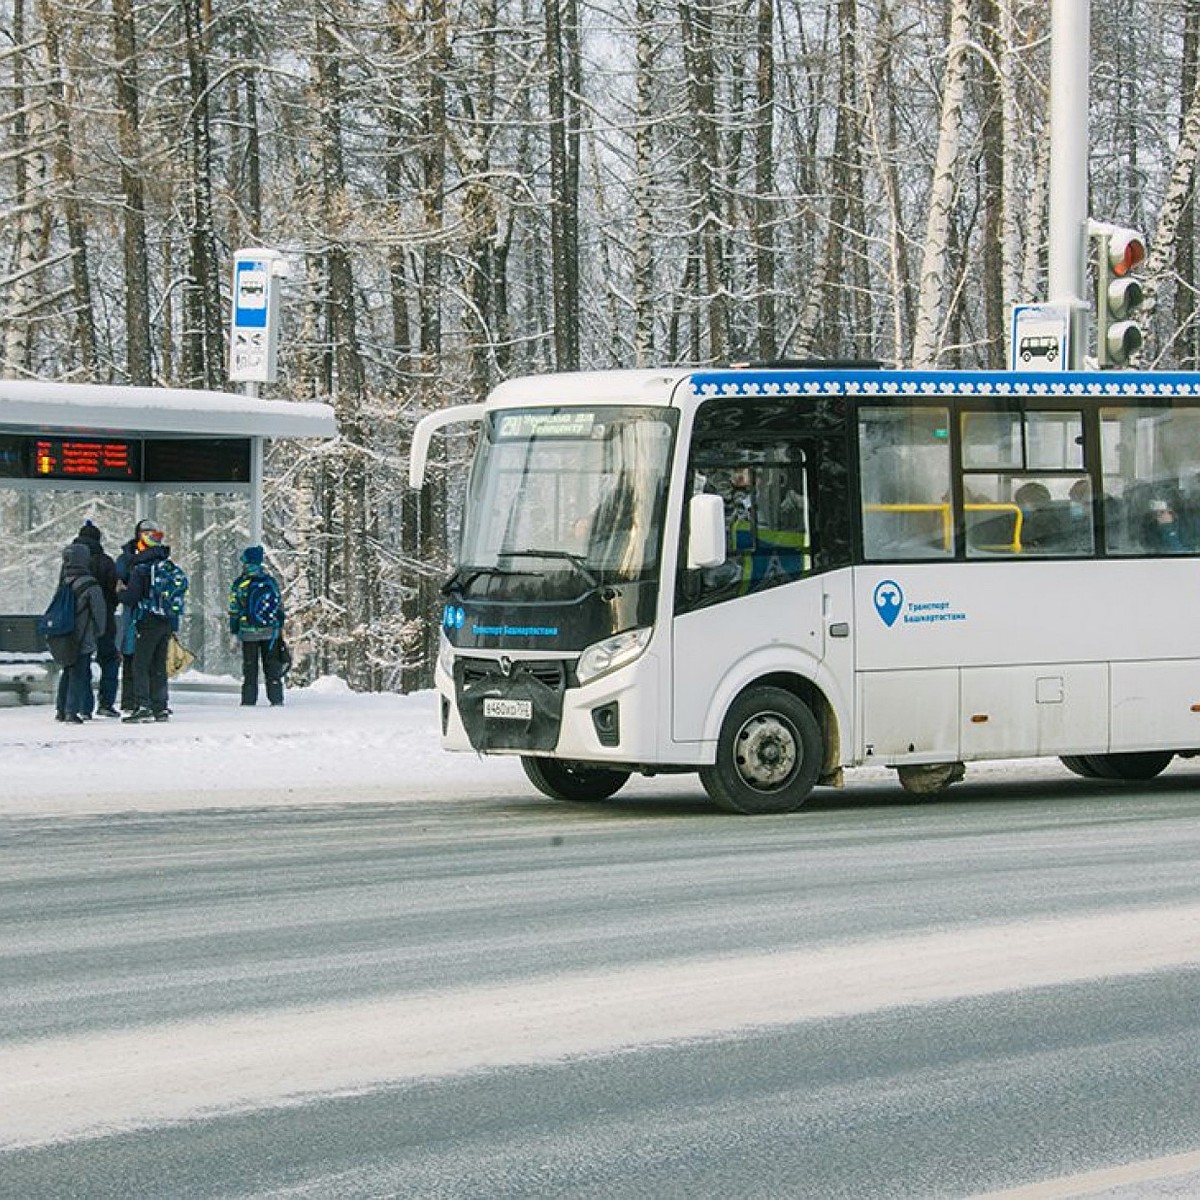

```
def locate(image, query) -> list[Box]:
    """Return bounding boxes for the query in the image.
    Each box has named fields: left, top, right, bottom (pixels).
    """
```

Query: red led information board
left=31, top=438, right=139, bottom=480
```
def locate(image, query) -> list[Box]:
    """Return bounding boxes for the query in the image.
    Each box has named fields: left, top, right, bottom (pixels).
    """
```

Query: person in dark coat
left=114, top=518, right=157, bottom=712
left=228, top=545, right=287, bottom=706
left=116, top=526, right=180, bottom=723
left=54, top=542, right=107, bottom=724
left=73, top=521, right=120, bottom=717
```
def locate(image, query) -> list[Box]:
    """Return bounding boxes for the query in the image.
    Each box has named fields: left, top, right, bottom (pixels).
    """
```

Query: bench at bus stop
left=0, top=615, right=58, bottom=706
left=0, top=614, right=243, bottom=706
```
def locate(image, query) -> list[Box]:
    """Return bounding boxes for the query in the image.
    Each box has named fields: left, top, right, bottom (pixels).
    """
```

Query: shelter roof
left=0, top=380, right=337, bottom=440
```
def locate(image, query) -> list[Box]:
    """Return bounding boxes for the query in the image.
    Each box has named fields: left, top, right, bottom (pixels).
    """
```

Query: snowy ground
left=0, top=675, right=524, bottom=815
left=0, top=670, right=1139, bottom=816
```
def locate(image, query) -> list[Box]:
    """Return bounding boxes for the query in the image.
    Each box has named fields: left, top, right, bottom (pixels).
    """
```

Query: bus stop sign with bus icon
left=1010, top=303, right=1070, bottom=372
left=230, top=248, right=286, bottom=385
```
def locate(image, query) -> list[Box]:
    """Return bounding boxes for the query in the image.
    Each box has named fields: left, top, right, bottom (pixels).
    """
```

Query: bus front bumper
left=435, top=650, right=670, bottom=765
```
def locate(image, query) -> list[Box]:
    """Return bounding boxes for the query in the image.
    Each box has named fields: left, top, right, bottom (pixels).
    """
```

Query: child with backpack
left=228, top=545, right=287, bottom=706
left=116, top=525, right=188, bottom=723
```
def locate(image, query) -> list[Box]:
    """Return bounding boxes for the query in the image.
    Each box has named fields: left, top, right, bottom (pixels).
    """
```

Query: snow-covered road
left=5, top=682, right=1200, bottom=1196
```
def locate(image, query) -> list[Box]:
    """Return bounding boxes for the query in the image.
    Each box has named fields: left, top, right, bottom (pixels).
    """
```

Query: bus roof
left=686, top=366, right=1200, bottom=400
left=485, top=370, right=692, bottom=408
left=483, top=366, right=1200, bottom=411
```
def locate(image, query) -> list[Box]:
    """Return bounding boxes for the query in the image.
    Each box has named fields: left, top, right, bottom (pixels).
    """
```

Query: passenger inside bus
left=1013, top=481, right=1054, bottom=552
left=1140, top=494, right=1189, bottom=554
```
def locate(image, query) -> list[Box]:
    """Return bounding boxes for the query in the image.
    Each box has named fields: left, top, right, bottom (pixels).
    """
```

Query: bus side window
left=678, top=451, right=814, bottom=612
left=1101, top=407, right=1200, bottom=555
left=964, top=475, right=1093, bottom=557
left=858, top=407, right=953, bottom=560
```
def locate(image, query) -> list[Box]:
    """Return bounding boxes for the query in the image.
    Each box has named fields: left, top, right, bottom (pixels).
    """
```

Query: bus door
left=671, top=430, right=855, bottom=744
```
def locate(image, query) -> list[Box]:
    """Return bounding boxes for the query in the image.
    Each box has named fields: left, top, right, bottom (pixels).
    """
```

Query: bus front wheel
left=700, top=686, right=823, bottom=815
left=521, top=757, right=631, bottom=802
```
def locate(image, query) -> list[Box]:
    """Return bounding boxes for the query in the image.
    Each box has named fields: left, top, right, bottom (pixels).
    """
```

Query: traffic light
left=1094, top=224, right=1146, bottom=368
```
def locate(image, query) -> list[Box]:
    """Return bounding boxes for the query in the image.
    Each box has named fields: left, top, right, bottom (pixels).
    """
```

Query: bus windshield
left=456, top=406, right=678, bottom=594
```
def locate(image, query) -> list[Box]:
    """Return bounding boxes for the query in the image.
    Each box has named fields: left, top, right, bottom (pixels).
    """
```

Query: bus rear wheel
left=1060, top=755, right=1107, bottom=779
left=700, top=686, right=823, bottom=815
left=521, top=757, right=631, bottom=802
left=1069, top=751, right=1174, bottom=782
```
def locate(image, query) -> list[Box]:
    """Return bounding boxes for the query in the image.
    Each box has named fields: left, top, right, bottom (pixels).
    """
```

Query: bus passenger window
left=858, top=407, right=953, bottom=560
left=964, top=475, right=1092, bottom=557
left=1102, top=407, right=1200, bottom=556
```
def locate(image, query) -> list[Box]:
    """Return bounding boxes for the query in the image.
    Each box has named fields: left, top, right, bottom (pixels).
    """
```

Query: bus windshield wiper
left=500, top=548, right=600, bottom=590
left=442, top=564, right=523, bottom=595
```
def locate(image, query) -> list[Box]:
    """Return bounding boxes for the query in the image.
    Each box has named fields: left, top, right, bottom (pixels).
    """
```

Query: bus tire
left=1060, top=755, right=1107, bottom=779
left=1082, top=751, right=1174, bottom=782
left=521, top=756, right=631, bottom=802
left=699, top=686, right=823, bottom=815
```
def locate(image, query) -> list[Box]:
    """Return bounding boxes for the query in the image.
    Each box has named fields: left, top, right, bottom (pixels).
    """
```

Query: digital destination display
left=144, top=438, right=250, bottom=483
left=495, top=411, right=598, bottom=440
left=31, top=438, right=139, bottom=480
left=0, top=435, right=251, bottom=483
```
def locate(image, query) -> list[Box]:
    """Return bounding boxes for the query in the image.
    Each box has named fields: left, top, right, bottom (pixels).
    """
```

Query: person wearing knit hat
left=113, top=518, right=159, bottom=711
left=229, top=546, right=287, bottom=706
left=71, top=521, right=120, bottom=716
left=116, top=523, right=185, bottom=722
left=52, top=542, right=108, bottom=723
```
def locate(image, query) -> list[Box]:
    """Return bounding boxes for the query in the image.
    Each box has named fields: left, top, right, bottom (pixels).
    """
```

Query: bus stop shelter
left=0, top=380, right=336, bottom=687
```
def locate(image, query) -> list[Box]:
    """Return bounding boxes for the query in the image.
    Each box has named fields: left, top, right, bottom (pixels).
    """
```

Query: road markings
left=974, top=1148, right=1200, bottom=1197
left=3, top=902, right=1200, bottom=1148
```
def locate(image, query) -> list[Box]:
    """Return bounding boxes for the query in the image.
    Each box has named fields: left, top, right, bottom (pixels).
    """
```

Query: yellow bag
left=166, top=634, right=195, bottom=678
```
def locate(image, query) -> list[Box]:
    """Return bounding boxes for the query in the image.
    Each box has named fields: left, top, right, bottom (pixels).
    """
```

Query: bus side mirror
left=688, top=493, right=727, bottom=568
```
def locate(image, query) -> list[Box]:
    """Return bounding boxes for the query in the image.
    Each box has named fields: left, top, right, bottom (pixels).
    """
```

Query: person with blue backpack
left=228, top=545, right=287, bottom=706
left=44, top=542, right=108, bottom=724
left=74, top=521, right=120, bottom=717
left=116, top=525, right=188, bottom=723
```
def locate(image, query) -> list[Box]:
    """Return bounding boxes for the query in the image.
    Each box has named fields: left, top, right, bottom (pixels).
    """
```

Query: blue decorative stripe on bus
left=686, top=369, right=1200, bottom=399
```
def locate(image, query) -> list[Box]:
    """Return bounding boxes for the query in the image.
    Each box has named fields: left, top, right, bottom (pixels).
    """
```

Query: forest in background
left=3, top=0, right=1200, bottom=688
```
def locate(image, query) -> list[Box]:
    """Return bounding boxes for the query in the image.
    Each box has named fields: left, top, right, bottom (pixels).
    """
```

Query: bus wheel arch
left=757, top=670, right=841, bottom=777
left=699, top=680, right=827, bottom=814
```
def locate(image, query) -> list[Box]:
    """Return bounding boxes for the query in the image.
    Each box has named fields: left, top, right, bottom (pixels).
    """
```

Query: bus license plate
left=483, top=697, right=532, bottom=721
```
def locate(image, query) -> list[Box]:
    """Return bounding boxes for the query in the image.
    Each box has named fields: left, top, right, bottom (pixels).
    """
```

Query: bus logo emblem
left=873, top=580, right=903, bottom=627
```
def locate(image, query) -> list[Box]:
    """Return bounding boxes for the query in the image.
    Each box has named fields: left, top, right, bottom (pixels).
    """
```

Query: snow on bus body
left=412, top=365, right=1200, bottom=813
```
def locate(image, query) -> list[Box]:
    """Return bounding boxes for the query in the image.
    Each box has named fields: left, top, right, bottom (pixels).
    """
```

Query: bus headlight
left=576, top=627, right=652, bottom=685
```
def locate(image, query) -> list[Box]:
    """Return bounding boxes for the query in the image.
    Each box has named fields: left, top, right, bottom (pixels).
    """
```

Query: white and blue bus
left=409, top=365, right=1200, bottom=813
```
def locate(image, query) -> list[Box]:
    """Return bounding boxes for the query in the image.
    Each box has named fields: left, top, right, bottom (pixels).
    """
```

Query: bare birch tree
left=912, top=0, right=971, bottom=366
